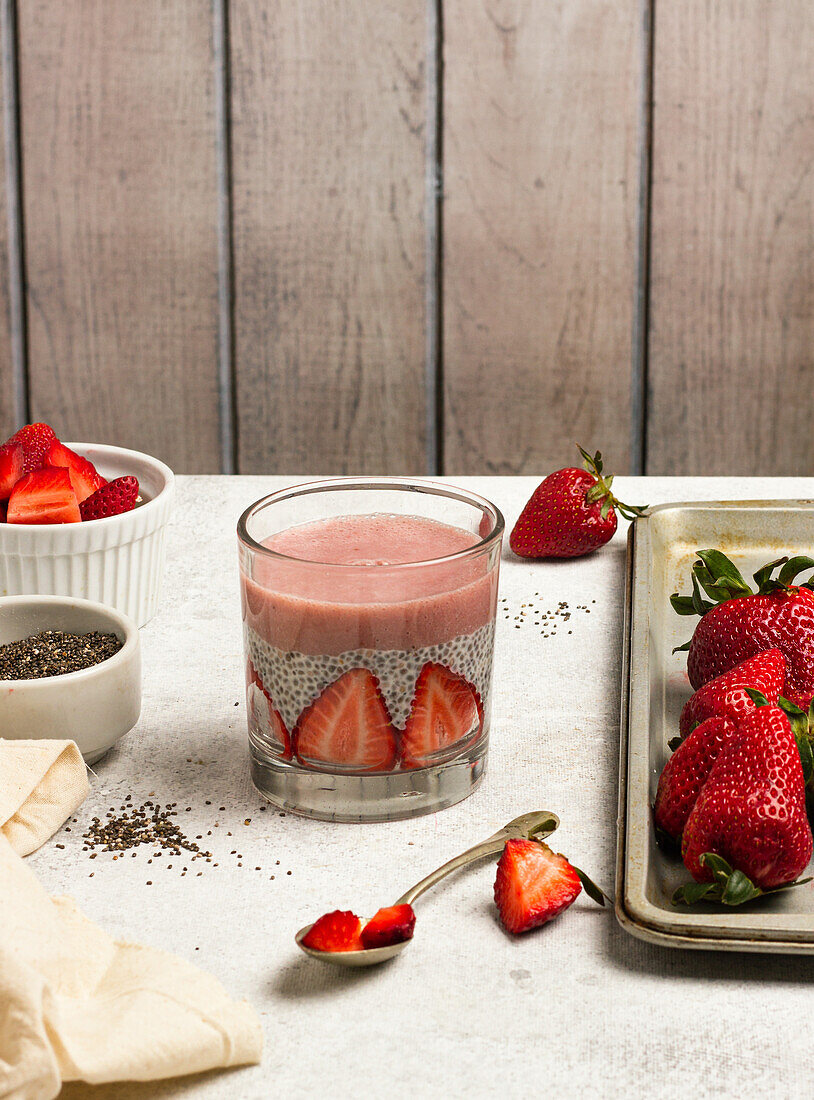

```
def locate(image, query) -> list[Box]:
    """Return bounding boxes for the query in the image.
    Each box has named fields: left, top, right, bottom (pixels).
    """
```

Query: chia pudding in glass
left=237, top=478, right=504, bottom=822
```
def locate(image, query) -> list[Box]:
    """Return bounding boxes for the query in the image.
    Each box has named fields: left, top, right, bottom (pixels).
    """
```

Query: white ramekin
left=0, top=595, right=141, bottom=763
left=0, top=442, right=174, bottom=626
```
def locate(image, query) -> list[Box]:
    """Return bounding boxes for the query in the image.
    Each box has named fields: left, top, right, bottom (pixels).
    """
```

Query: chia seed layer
left=245, top=620, right=495, bottom=731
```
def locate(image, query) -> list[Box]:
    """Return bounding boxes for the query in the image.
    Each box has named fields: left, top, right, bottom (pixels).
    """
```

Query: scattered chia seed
left=500, top=597, right=592, bottom=637
left=81, top=802, right=212, bottom=862
left=0, top=629, right=122, bottom=680
left=66, top=797, right=281, bottom=880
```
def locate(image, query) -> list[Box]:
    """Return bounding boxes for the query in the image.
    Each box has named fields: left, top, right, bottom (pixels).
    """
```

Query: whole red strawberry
left=510, top=446, right=646, bottom=559
left=672, top=551, right=814, bottom=708
left=678, top=648, right=785, bottom=739
left=654, top=716, right=737, bottom=841
left=680, top=701, right=813, bottom=896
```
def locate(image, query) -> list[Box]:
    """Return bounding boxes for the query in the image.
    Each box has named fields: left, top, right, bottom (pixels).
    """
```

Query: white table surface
left=30, top=476, right=814, bottom=1100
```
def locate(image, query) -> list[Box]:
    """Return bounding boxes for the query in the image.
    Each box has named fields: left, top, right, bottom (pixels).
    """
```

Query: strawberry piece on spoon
left=361, top=904, right=416, bottom=949
left=301, top=910, right=364, bottom=953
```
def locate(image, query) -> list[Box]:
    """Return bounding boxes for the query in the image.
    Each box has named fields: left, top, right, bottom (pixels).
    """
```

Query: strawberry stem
left=570, top=865, right=608, bottom=907
left=774, top=695, right=814, bottom=788
left=576, top=444, right=648, bottom=522
left=671, top=550, right=814, bottom=621
left=673, top=853, right=812, bottom=907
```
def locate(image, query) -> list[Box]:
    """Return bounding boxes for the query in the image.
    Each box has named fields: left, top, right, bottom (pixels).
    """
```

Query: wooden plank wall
left=647, top=0, right=814, bottom=475
left=443, top=0, right=641, bottom=475
left=0, top=1, right=811, bottom=477
left=17, top=0, right=223, bottom=472
left=229, top=1, right=428, bottom=474
left=0, top=0, right=17, bottom=440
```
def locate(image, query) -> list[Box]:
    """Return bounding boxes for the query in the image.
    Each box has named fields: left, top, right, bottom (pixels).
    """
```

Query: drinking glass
left=238, top=477, right=504, bottom=822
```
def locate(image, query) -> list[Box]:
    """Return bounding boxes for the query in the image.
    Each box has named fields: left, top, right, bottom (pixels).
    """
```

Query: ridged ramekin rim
left=0, top=442, right=174, bottom=539
left=0, top=593, right=140, bottom=691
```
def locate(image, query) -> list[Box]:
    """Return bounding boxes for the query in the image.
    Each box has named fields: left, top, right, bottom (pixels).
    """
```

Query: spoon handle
left=395, top=812, right=559, bottom=907
left=395, top=834, right=510, bottom=906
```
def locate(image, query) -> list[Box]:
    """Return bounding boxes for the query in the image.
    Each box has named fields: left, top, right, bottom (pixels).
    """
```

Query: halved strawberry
left=44, top=440, right=106, bottom=503
left=246, top=662, right=292, bottom=759
left=0, top=442, right=24, bottom=500
left=6, top=466, right=81, bottom=524
left=301, top=910, right=364, bottom=952
left=400, top=662, right=482, bottom=769
left=4, top=422, right=58, bottom=473
left=294, top=668, right=398, bottom=772
left=493, top=839, right=582, bottom=934
left=80, top=475, right=139, bottom=520
left=361, top=904, right=416, bottom=949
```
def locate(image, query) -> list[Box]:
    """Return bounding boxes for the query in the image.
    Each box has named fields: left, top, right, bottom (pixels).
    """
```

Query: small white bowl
left=0, top=595, right=141, bottom=763
left=0, top=442, right=174, bottom=626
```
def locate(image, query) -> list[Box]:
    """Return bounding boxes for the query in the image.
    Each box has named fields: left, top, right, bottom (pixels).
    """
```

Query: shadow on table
left=603, top=904, right=814, bottom=984
left=272, top=955, right=391, bottom=1000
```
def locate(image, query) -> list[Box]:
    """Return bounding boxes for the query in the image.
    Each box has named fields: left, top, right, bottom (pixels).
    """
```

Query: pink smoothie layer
left=241, top=513, right=497, bottom=654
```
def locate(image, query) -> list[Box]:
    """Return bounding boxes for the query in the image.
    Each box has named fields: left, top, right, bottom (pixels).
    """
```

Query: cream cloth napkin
left=0, top=740, right=262, bottom=1099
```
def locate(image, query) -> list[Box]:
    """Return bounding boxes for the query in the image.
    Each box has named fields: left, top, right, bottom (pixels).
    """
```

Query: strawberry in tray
left=672, top=550, right=814, bottom=708
left=294, top=668, right=398, bottom=772
left=675, top=698, right=813, bottom=905
left=677, top=648, right=785, bottom=740
left=400, top=662, right=482, bottom=770
left=654, top=716, right=738, bottom=842
left=510, top=445, right=647, bottom=559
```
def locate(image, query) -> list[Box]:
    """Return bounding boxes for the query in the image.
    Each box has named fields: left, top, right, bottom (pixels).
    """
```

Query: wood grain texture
left=0, top=2, right=16, bottom=440
left=18, top=0, right=222, bottom=472
left=647, top=1, right=814, bottom=475
left=442, top=0, right=642, bottom=475
left=230, top=1, right=427, bottom=474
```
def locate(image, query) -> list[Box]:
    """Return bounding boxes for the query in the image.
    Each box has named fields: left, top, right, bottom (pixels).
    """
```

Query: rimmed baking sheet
left=616, top=500, right=814, bottom=953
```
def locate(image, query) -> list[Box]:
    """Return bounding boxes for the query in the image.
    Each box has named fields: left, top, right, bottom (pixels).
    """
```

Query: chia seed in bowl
left=0, top=629, right=123, bottom=680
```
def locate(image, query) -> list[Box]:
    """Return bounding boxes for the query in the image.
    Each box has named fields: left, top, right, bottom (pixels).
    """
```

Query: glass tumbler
left=238, top=477, right=504, bottom=822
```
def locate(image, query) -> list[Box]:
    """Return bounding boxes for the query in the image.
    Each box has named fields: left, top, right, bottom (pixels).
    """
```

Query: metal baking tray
left=616, top=500, right=814, bottom=952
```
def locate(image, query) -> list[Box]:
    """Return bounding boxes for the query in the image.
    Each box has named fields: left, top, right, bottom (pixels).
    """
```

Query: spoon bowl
left=295, top=809, right=560, bottom=968
left=295, top=924, right=410, bottom=967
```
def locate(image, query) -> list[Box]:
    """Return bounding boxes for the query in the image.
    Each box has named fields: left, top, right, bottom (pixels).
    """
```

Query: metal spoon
left=295, top=809, right=560, bottom=968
